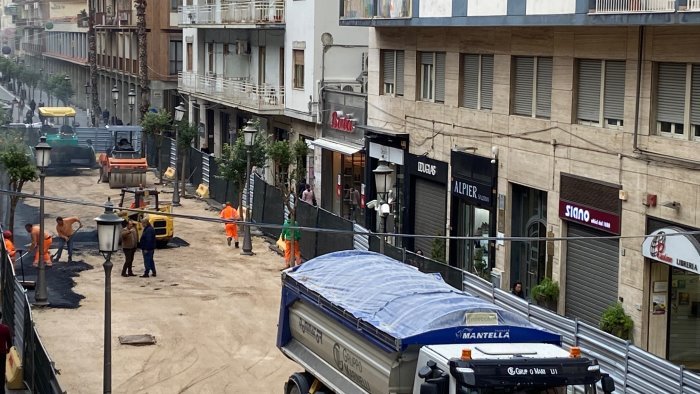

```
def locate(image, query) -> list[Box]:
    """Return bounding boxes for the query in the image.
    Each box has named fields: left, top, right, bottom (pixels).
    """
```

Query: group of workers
left=3, top=216, right=82, bottom=267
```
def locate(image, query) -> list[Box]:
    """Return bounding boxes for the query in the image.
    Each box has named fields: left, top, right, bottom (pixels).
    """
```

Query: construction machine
left=98, top=126, right=148, bottom=188
left=37, top=107, right=96, bottom=168
left=117, top=187, right=174, bottom=248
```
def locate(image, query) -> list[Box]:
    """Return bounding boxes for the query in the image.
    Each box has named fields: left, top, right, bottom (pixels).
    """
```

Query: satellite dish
left=321, top=32, right=333, bottom=47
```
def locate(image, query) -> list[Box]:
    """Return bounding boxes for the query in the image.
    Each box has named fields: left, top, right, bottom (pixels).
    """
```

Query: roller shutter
left=435, top=52, right=446, bottom=103
left=414, top=178, right=446, bottom=256
left=604, top=61, right=626, bottom=122
left=513, top=57, right=534, bottom=116
left=481, top=55, right=494, bottom=110
left=382, top=51, right=395, bottom=85
left=565, top=223, right=620, bottom=326
left=462, top=54, right=479, bottom=109
left=577, top=60, right=602, bottom=122
left=536, top=57, right=552, bottom=119
left=657, top=63, right=686, bottom=124
left=395, top=51, right=405, bottom=96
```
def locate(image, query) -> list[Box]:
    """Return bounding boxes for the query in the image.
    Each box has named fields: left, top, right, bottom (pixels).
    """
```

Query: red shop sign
left=330, top=111, right=356, bottom=133
left=558, top=200, right=620, bottom=235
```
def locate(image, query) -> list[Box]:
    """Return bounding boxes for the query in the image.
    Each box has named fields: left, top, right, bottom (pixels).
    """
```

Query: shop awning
left=310, top=138, right=363, bottom=155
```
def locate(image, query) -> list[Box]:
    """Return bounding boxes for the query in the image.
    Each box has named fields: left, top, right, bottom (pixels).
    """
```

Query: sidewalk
left=0, top=84, right=92, bottom=127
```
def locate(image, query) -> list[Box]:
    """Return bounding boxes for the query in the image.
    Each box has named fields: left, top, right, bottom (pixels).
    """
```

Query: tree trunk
left=8, top=196, right=18, bottom=237
left=136, top=0, right=150, bottom=127
left=88, top=0, right=99, bottom=127
left=180, top=149, right=187, bottom=198
left=157, top=134, right=164, bottom=184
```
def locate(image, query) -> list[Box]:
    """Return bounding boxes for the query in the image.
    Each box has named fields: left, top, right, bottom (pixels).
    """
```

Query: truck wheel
left=285, top=372, right=311, bottom=394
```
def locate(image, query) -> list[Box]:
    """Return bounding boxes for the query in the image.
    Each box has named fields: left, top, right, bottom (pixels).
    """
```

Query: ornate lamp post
left=84, top=82, right=91, bottom=126
left=94, top=198, right=123, bottom=394
left=33, top=136, right=52, bottom=306
left=240, top=121, right=257, bottom=256
left=172, top=102, right=186, bottom=206
left=373, top=161, right=394, bottom=255
left=111, top=85, right=119, bottom=125
left=127, top=89, right=136, bottom=125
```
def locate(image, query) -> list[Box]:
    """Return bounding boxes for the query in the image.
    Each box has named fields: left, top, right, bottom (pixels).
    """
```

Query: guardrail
left=462, top=271, right=700, bottom=393
left=593, top=0, right=676, bottom=13
left=178, top=72, right=285, bottom=113
left=179, top=1, right=285, bottom=25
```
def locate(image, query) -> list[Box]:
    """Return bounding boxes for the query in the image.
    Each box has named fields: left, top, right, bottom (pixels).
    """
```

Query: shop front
left=510, top=183, right=548, bottom=297
left=404, top=153, right=448, bottom=258
left=313, top=89, right=366, bottom=218
left=449, top=151, right=497, bottom=272
left=643, top=218, right=700, bottom=371
left=559, top=174, right=621, bottom=326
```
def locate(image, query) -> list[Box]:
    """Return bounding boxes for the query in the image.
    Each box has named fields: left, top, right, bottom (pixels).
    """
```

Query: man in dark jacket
left=139, top=219, right=157, bottom=277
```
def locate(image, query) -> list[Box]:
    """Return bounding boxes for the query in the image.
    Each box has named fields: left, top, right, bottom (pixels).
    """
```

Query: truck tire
left=285, top=372, right=311, bottom=394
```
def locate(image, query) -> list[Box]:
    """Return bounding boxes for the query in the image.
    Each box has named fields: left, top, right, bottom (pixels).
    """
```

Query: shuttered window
left=381, top=50, right=404, bottom=96
left=419, top=52, right=445, bottom=103
left=653, top=62, right=700, bottom=139
left=513, top=56, right=552, bottom=118
left=576, top=59, right=625, bottom=128
left=293, top=50, right=304, bottom=89
left=692, top=65, right=700, bottom=139
left=461, top=54, right=493, bottom=110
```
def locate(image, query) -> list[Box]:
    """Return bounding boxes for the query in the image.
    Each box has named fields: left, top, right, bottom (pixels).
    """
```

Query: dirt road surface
left=23, top=169, right=299, bottom=393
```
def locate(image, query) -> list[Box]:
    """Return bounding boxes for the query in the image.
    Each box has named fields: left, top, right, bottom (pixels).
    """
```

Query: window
left=512, top=56, right=552, bottom=118
left=258, top=46, right=266, bottom=84
left=169, top=40, right=182, bottom=75
left=656, top=63, right=700, bottom=140
left=171, top=0, right=182, bottom=11
left=207, top=43, right=214, bottom=73
left=293, top=49, right=304, bottom=89
left=461, top=54, right=494, bottom=110
left=419, top=52, right=445, bottom=103
left=576, top=59, right=625, bottom=128
left=186, top=43, right=192, bottom=72
left=381, top=49, right=404, bottom=96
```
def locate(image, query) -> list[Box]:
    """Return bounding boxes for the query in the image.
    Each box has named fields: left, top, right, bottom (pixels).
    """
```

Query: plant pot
left=535, top=296, right=557, bottom=311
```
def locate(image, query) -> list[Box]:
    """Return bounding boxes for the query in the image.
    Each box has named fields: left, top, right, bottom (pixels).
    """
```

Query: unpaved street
left=23, top=169, right=298, bottom=393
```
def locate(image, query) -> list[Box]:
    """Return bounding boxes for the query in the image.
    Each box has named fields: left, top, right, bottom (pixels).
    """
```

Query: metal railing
left=341, top=0, right=411, bottom=19
left=178, top=72, right=285, bottom=113
left=593, top=0, right=676, bottom=13
left=689, top=0, right=700, bottom=10
left=461, top=271, right=700, bottom=393
left=179, top=1, right=285, bottom=25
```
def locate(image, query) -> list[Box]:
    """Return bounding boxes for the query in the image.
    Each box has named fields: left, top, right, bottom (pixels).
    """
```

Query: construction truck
left=117, top=187, right=174, bottom=248
left=37, top=107, right=96, bottom=168
left=98, top=125, right=148, bottom=188
left=277, top=251, right=616, bottom=394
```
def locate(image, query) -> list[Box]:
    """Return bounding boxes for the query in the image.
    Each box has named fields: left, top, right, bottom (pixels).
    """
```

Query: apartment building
left=341, top=0, right=700, bottom=369
left=1, top=0, right=18, bottom=50
left=177, top=0, right=367, bottom=217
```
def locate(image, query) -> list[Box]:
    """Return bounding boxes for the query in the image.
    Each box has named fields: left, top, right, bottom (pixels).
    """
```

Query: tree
left=267, top=137, right=308, bottom=221
left=0, top=138, right=38, bottom=234
left=135, top=0, right=150, bottom=120
left=216, top=125, right=267, bottom=209
left=176, top=121, right=198, bottom=198
left=46, top=75, right=74, bottom=106
left=141, top=110, right=172, bottom=183
left=88, top=0, right=99, bottom=127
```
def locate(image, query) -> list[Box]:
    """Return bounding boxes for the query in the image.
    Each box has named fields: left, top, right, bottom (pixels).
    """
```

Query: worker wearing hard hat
left=25, top=223, right=52, bottom=267
left=219, top=202, right=240, bottom=248
left=3, top=230, right=16, bottom=261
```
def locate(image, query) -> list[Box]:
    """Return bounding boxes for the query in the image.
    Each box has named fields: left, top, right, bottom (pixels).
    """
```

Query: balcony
left=21, top=42, right=44, bottom=54
left=341, top=0, right=411, bottom=19
left=179, top=1, right=284, bottom=26
left=592, top=0, right=675, bottom=13
left=97, top=54, right=139, bottom=75
left=95, top=10, right=136, bottom=27
left=689, top=0, right=700, bottom=10
left=179, top=72, right=285, bottom=114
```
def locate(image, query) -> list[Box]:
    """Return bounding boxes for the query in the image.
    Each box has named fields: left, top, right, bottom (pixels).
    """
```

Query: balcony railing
left=592, top=0, right=675, bottom=13
left=689, top=0, right=700, bottom=10
left=95, top=9, right=136, bottom=26
left=179, top=72, right=285, bottom=113
left=179, top=1, right=284, bottom=25
left=21, top=42, right=44, bottom=54
left=97, top=54, right=139, bottom=74
left=341, top=0, right=411, bottom=19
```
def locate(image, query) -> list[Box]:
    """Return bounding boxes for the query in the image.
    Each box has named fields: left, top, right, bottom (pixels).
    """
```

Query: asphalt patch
left=164, top=237, right=190, bottom=248
left=14, top=256, right=93, bottom=309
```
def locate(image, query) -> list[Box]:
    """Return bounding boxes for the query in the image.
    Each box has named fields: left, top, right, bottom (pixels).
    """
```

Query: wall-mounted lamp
left=491, top=146, right=499, bottom=164
left=660, top=200, right=681, bottom=210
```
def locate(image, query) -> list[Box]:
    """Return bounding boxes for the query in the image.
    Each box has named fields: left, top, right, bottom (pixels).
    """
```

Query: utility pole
left=88, top=0, right=99, bottom=127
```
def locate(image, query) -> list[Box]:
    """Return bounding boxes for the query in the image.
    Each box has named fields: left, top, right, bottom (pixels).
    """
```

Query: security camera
left=491, top=158, right=496, bottom=164
left=380, top=203, right=391, bottom=216
left=366, top=200, right=378, bottom=209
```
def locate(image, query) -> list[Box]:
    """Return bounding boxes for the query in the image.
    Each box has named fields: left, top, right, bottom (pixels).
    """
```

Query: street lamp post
left=172, top=103, right=186, bottom=206
left=127, top=89, right=136, bottom=125
left=33, top=136, right=51, bottom=307
left=94, top=198, right=124, bottom=394
left=111, top=85, right=119, bottom=125
left=240, top=121, right=257, bottom=256
left=373, top=160, right=394, bottom=255
left=39, top=69, right=44, bottom=102
left=84, top=83, right=91, bottom=126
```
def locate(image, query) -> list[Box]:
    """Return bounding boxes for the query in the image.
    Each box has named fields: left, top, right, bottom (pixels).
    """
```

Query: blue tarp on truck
left=277, top=250, right=561, bottom=352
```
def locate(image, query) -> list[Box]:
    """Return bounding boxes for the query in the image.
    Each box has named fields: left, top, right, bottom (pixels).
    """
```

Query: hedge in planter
left=600, top=303, right=633, bottom=340
left=531, top=277, right=560, bottom=311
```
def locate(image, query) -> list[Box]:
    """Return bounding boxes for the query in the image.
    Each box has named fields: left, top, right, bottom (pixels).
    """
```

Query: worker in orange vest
left=25, top=223, right=52, bottom=267
left=3, top=230, right=17, bottom=261
left=219, top=202, right=240, bottom=248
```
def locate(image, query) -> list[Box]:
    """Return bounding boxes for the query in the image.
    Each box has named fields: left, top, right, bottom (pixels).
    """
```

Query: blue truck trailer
left=277, top=251, right=616, bottom=394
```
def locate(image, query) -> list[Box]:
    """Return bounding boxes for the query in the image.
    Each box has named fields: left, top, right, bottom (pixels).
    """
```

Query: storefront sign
left=558, top=200, right=620, bottom=235
left=330, top=111, right=356, bottom=133
left=407, top=154, right=448, bottom=183
left=642, top=227, right=700, bottom=275
left=452, top=177, right=492, bottom=206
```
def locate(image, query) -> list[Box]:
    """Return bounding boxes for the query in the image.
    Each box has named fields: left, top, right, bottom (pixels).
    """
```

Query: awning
left=642, top=227, right=700, bottom=275
left=310, top=138, right=363, bottom=155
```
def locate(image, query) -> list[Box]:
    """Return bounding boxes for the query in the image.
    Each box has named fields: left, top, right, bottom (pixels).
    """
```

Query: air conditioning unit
left=342, top=83, right=362, bottom=92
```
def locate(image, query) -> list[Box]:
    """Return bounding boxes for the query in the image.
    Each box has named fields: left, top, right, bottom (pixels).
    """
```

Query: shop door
left=565, top=223, right=619, bottom=326
left=414, top=178, right=446, bottom=257
left=525, top=219, right=547, bottom=293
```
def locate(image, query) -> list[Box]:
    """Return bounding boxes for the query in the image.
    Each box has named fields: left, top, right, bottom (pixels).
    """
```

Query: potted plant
left=531, top=277, right=559, bottom=311
left=600, top=303, right=633, bottom=340
left=472, top=248, right=490, bottom=280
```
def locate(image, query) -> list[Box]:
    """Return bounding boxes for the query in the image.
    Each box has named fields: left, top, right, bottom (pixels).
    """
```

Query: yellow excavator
left=117, top=187, right=174, bottom=248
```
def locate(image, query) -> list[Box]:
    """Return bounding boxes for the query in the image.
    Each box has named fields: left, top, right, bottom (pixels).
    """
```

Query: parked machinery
left=37, top=107, right=96, bottom=168
left=98, top=126, right=148, bottom=188
left=117, top=187, right=174, bottom=248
